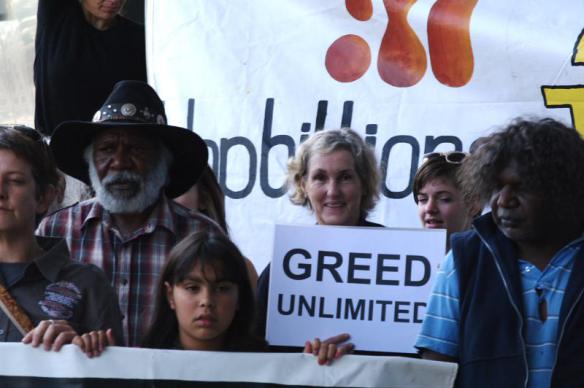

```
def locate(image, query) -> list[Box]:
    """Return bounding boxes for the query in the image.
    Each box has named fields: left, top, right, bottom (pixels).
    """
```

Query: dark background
left=123, top=0, right=145, bottom=24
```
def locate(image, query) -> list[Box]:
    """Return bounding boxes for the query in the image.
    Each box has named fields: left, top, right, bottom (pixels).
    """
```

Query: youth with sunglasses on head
left=413, top=151, right=481, bottom=251
left=0, top=125, right=122, bottom=357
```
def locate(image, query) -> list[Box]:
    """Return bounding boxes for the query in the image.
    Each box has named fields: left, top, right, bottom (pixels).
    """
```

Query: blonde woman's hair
left=287, top=128, right=380, bottom=220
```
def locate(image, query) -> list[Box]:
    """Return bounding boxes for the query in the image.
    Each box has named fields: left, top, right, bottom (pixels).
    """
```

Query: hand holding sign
left=304, top=333, right=354, bottom=365
left=267, top=224, right=445, bottom=353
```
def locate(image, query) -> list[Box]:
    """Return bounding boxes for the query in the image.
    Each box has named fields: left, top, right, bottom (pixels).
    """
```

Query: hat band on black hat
left=92, top=103, right=167, bottom=125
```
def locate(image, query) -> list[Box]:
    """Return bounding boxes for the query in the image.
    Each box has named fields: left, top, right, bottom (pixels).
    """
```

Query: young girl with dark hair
left=89, top=229, right=342, bottom=363
left=141, top=230, right=266, bottom=351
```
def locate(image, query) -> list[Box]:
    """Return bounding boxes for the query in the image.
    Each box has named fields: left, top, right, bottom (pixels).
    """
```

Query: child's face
left=166, top=263, right=239, bottom=351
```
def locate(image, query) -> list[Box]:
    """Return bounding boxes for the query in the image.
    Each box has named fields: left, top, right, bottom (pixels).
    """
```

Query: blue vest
left=451, top=214, right=584, bottom=388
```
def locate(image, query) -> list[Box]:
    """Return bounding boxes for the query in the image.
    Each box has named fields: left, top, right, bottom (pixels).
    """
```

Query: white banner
left=267, top=225, right=445, bottom=353
left=147, top=1, right=584, bottom=272
left=0, top=343, right=457, bottom=387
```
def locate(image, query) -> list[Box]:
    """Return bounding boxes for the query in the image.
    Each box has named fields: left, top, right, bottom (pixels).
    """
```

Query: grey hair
left=84, top=139, right=173, bottom=213
left=287, top=128, right=380, bottom=220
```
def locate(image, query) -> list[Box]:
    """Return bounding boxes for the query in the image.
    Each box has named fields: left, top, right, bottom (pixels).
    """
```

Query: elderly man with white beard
left=36, top=81, right=220, bottom=346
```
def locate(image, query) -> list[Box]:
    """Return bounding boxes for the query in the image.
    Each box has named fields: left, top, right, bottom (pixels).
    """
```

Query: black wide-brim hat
left=50, top=80, right=208, bottom=198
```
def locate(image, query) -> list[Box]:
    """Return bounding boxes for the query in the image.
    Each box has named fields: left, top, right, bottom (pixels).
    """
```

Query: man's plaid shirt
left=36, top=195, right=217, bottom=346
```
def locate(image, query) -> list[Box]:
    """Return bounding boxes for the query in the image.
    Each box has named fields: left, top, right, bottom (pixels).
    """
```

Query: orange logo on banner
left=325, top=0, right=479, bottom=87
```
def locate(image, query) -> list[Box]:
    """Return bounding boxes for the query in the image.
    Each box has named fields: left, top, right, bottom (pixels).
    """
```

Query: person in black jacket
left=34, top=0, right=146, bottom=136
left=416, top=118, right=584, bottom=387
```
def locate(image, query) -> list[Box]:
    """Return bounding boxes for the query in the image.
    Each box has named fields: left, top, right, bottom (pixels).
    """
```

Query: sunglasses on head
left=423, top=151, right=468, bottom=164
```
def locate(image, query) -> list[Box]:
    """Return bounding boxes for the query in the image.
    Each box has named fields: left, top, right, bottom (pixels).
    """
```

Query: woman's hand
left=72, top=328, right=116, bottom=358
left=303, top=333, right=354, bottom=366
left=22, top=319, right=77, bottom=351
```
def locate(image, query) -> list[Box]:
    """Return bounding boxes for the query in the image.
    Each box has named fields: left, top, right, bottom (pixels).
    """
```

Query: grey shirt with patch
left=0, top=236, right=124, bottom=344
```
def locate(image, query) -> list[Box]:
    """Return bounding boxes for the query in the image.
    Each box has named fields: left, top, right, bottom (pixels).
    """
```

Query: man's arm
left=414, top=251, right=461, bottom=360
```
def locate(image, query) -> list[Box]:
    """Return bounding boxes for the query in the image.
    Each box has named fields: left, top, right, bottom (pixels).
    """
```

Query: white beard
left=86, top=146, right=171, bottom=214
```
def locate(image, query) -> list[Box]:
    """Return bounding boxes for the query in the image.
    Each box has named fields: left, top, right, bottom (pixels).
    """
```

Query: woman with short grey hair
left=286, top=128, right=380, bottom=224
left=257, top=128, right=383, bottom=364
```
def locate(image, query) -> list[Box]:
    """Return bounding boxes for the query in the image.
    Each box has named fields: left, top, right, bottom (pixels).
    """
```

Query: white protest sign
left=267, top=224, right=446, bottom=353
